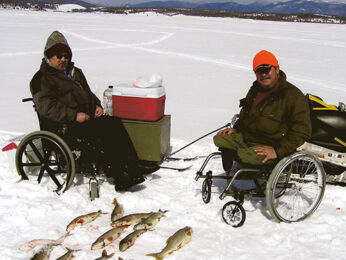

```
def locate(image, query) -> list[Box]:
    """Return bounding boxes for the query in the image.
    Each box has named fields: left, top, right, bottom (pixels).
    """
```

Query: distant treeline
left=82, top=7, right=346, bottom=24
left=0, top=1, right=344, bottom=24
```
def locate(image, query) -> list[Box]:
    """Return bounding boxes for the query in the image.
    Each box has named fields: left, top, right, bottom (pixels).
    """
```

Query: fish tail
left=146, top=253, right=163, bottom=260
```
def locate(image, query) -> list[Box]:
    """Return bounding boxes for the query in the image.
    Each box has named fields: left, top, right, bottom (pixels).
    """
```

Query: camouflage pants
left=213, top=132, right=277, bottom=165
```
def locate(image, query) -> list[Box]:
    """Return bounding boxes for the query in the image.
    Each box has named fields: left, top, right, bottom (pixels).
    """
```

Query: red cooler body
left=112, top=83, right=166, bottom=121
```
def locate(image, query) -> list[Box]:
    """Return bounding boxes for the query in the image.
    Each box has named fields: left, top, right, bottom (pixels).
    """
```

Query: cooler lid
left=113, top=83, right=165, bottom=98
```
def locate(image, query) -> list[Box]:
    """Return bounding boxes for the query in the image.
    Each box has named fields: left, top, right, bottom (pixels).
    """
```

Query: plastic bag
left=133, top=73, right=163, bottom=88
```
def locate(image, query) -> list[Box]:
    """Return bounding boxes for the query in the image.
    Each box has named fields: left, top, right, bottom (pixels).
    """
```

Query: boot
left=114, top=169, right=145, bottom=192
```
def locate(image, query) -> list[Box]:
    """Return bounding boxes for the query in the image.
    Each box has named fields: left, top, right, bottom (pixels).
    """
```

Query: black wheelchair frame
left=15, top=98, right=106, bottom=200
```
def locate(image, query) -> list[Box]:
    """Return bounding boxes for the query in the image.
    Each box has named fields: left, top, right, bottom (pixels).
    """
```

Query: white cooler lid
left=113, top=83, right=165, bottom=98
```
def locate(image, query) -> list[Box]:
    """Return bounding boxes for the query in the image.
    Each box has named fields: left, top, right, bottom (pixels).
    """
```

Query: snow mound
left=57, top=4, right=85, bottom=12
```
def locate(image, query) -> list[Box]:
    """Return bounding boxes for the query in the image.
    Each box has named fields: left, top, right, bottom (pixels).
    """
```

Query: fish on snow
left=119, top=229, right=147, bottom=252
left=133, top=209, right=167, bottom=230
left=19, top=232, right=70, bottom=251
left=111, top=212, right=153, bottom=228
left=111, top=198, right=124, bottom=222
left=91, top=226, right=127, bottom=250
left=147, top=226, right=192, bottom=260
left=94, top=249, right=115, bottom=260
left=66, top=210, right=105, bottom=232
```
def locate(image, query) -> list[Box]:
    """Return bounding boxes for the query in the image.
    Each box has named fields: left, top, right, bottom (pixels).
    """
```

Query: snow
left=57, top=4, right=86, bottom=12
left=0, top=9, right=346, bottom=260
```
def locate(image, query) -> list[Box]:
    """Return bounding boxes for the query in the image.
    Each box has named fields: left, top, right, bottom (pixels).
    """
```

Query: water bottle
left=103, top=85, right=113, bottom=116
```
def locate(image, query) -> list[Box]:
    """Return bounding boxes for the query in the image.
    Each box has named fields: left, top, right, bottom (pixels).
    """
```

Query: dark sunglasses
left=255, top=65, right=272, bottom=74
left=56, top=53, right=70, bottom=59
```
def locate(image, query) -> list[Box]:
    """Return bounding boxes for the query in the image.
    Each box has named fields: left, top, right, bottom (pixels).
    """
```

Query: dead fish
left=91, top=226, right=127, bottom=250
left=30, top=243, right=58, bottom=260
left=111, top=198, right=124, bottom=222
left=133, top=210, right=167, bottom=230
left=56, top=248, right=80, bottom=260
left=147, top=226, right=192, bottom=260
left=111, top=212, right=153, bottom=228
left=19, top=232, right=70, bottom=251
left=94, top=249, right=115, bottom=260
left=119, top=229, right=147, bottom=252
left=66, top=210, right=105, bottom=232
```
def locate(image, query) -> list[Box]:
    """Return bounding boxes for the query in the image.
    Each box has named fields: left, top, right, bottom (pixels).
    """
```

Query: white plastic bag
left=133, top=73, right=163, bottom=88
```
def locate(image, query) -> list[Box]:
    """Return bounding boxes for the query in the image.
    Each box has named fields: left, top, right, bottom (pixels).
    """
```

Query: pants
left=67, top=115, right=139, bottom=178
left=213, top=132, right=277, bottom=165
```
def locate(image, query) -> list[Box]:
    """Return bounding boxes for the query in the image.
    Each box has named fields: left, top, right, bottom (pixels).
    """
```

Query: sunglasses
left=255, top=65, right=272, bottom=74
left=56, top=53, right=70, bottom=59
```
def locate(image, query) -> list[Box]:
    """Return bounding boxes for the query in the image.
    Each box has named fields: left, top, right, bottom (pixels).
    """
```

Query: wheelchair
left=15, top=98, right=108, bottom=200
left=195, top=150, right=326, bottom=227
left=195, top=94, right=346, bottom=227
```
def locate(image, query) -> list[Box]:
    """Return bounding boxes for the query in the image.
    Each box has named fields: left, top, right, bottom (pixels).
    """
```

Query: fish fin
left=146, top=253, right=163, bottom=260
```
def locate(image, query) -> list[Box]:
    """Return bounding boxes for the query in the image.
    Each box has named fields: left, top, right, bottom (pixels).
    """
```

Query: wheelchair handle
left=22, top=98, right=33, bottom=103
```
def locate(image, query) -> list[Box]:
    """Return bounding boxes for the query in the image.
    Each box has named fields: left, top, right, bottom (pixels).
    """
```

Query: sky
left=0, top=7, right=346, bottom=260
left=83, top=0, right=346, bottom=7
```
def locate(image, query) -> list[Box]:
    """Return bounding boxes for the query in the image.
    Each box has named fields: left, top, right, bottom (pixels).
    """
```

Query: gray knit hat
left=44, top=31, right=72, bottom=59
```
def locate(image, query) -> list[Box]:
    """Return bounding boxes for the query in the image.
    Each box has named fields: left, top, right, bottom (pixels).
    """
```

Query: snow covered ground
left=0, top=9, right=346, bottom=260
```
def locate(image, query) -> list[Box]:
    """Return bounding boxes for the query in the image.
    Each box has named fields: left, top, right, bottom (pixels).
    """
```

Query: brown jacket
left=30, top=60, right=101, bottom=123
left=234, top=70, right=311, bottom=158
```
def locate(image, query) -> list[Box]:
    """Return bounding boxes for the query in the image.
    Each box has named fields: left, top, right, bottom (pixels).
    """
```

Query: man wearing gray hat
left=30, top=31, right=147, bottom=191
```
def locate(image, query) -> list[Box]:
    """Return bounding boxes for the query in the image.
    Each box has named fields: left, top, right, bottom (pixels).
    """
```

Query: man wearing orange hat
left=214, top=50, right=311, bottom=167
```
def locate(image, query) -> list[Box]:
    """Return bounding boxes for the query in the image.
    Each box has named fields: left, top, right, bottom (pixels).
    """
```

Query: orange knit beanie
left=253, top=50, right=279, bottom=71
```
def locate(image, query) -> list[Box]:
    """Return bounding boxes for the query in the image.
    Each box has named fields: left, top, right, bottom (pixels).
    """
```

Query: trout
left=91, top=226, right=127, bottom=250
left=147, top=226, right=192, bottom=260
left=56, top=248, right=80, bottom=260
left=119, top=229, right=147, bottom=252
left=66, top=210, right=104, bottom=232
left=94, top=249, right=115, bottom=260
left=133, top=210, right=167, bottom=230
left=19, top=232, right=70, bottom=251
left=111, top=212, right=153, bottom=228
left=30, top=243, right=58, bottom=260
left=111, top=198, right=124, bottom=222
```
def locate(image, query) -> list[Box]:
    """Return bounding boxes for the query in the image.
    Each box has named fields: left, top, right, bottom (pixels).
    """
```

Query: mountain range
left=119, top=0, right=346, bottom=16
left=2, top=0, right=345, bottom=16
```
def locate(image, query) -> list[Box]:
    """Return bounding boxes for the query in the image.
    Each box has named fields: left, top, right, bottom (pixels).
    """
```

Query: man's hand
left=95, top=106, right=103, bottom=118
left=254, top=146, right=277, bottom=163
left=216, top=128, right=237, bottom=136
left=76, top=112, right=90, bottom=123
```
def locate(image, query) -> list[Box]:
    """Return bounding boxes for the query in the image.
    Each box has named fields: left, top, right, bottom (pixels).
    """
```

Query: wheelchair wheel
left=202, top=178, right=212, bottom=204
left=266, top=152, right=326, bottom=223
left=15, top=131, right=76, bottom=192
left=222, top=201, right=246, bottom=227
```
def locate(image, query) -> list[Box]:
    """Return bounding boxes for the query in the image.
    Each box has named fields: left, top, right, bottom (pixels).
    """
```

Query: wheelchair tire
left=202, top=178, right=212, bottom=204
left=15, top=131, right=76, bottom=192
left=222, top=201, right=246, bottom=227
left=266, top=152, right=326, bottom=223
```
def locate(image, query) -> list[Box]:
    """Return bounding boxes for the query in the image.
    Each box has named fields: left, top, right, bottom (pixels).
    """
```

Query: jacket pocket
left=255, top=113, right=283, bottom=136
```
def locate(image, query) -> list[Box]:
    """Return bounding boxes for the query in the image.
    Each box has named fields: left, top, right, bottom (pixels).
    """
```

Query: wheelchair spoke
left=46, top=169, right=63, bottom=189
left=37, top=167, right=45, bottom=184
left=28, top=140, right=44, bottom=162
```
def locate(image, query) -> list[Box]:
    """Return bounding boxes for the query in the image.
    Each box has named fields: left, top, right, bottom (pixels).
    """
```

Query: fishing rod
left=164, top=122, right=231, bottom=160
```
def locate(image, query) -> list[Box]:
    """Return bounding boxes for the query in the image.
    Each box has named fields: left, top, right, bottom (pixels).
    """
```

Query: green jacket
left=234, top=70, right=311, bottom=158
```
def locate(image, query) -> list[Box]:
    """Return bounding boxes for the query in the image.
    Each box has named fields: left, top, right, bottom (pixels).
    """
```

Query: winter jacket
left=234, top=70, right=311, bottom=158
left=30, top=30, right=100, bottom=124
left=30, top=60, right=101, bottom=123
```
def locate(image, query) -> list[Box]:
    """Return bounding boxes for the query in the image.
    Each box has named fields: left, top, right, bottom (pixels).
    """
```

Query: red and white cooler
left=112, top=83, right=166, bottom=121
